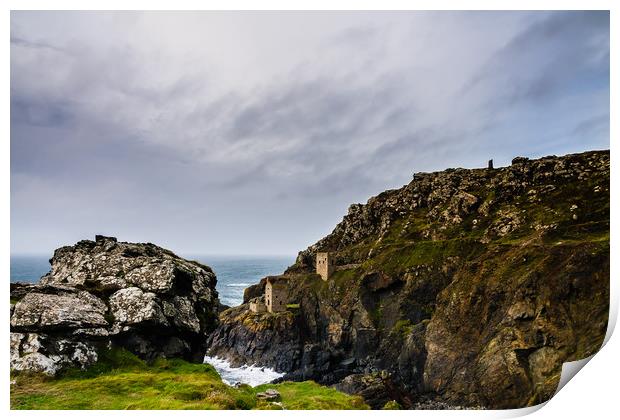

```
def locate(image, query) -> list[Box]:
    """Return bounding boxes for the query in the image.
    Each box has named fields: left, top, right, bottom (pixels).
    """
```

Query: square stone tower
left=265, top=277, right=288, bottom=313
left=316, top=252, right=334, bottom=280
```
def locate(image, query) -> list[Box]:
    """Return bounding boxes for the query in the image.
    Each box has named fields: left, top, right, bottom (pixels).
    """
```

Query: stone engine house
left=265, top=277, right=289, bottom=313
left=249, top=298, right=267, bottom=313
left=316, top=252, right=334, bottom=280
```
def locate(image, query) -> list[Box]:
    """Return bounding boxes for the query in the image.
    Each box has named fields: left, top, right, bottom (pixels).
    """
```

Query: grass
left=392, top=319, right=414, bottom=338
left=363, top=238, right=485, bottom=276
left=10, top=348, right=368, bottom=410
left=330, top=268, right=361, bottom=300
left=254, top=381, right=368, bottom=410
left=382, top=400, right=402, bottom=410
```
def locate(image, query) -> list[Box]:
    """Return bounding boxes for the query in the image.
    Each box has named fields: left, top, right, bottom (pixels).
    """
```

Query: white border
left=2, top=0, right=618, bottom=11
left=2, top=1, right=616, bottom=419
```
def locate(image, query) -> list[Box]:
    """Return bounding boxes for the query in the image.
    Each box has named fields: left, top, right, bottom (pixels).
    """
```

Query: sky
left=10, top=11, right=610, bottom=256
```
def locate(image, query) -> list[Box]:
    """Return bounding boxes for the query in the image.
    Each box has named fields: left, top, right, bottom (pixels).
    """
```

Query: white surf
left=204, top=355, right=285, bottom=387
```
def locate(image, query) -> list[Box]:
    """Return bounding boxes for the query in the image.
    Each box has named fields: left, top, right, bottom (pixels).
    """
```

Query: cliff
left=206, top=150, right=610, bottom=409
left=10, top=236, right=220, bottom=374
left=207, top=304, right=303, bottom=372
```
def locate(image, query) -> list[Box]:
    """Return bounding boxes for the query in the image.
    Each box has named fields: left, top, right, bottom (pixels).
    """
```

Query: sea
left=10, top=253, right=293, bottom=385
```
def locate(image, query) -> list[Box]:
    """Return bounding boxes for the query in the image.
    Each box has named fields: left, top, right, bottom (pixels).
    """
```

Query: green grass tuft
left=383, top=400, right=402, bottom=409
left=392, top=319, right=414, bottom=337
left=254, top=381, right=368, bottom=410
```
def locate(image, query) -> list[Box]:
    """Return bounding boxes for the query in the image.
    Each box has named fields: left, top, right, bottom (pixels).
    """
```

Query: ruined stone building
left=316, top=252, right=334, bottom=280
left=265, top=277, right=288, bottom=313
left=249, top=297, right=267, bottom=313
left=248, top=276, right=290, bottom=314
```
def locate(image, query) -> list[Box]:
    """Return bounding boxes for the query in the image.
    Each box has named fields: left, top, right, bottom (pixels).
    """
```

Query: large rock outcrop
left=207, top=304, right=303, bottom=373
left=208, top=150, right=610, bottom=409
left=10, top=236, right=219, bottom=375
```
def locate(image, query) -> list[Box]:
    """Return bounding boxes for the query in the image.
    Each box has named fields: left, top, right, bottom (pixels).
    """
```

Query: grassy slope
left=11, top=349, right=368, bottom=410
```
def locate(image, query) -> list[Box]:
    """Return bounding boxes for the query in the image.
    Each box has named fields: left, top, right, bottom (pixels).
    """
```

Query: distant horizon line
left=11, top=253, right=297, bottom=258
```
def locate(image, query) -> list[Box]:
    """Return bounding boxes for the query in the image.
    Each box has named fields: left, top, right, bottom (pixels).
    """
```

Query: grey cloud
left=10, top=35, right=65, bottom=52
left=10, top=11, right=609, bottom=255
left=464, top=11, right=609, bottom=108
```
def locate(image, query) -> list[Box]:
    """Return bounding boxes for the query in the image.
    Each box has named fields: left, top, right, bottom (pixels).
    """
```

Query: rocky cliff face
left=207, top=150, right=610, bottom=409
left=10, top=236, right=219, bottom=375
left=207, top=304, right=303, bottom=372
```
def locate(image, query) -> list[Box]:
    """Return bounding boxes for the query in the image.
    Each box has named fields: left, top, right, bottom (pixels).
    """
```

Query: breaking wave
left=204, top=355, right=285, bottom=387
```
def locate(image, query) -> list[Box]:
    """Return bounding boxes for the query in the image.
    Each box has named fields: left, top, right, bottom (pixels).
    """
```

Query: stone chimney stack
left=316, top=252, right=334, bottom=280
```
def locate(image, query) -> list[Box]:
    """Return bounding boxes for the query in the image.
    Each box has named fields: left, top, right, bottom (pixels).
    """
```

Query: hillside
left=207, top=150, right=610, bottom=409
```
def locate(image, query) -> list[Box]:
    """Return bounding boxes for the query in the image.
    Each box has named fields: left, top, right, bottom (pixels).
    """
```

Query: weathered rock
left=361, top=272, right=401, bottom=292
left=10, top=282, right=39, bottom=301
left=206, top=304, right=302, bottom=373
left=423, top=244, right=609, bottom=408
left=10, top=332, right=99, bottom=375
left=10, top=236, right=220, bottom=375
left=335, top=373, right=394, bottom=409
left=438, top=191, right=479, bottom=225
left=256, top=388, right=281, bottom=401
left=512, top=156, right=530, bottom=165
left=39, top=236, right=215, bottom=295
left=163, top=296, right=201, bottom=333
left=11, top=289, right=107, bottom=331
left=109, top=287, right=168, bottom=327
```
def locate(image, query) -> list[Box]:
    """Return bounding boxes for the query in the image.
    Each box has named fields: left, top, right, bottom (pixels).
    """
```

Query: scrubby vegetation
left=10, top=348, right=368, bottom=410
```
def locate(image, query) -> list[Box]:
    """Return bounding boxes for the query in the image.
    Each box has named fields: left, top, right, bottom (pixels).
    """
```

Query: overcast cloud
left=11, top=11, right=609, bottom=255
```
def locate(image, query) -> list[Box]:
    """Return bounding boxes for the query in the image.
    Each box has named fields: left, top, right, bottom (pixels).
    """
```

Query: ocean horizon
left=10, top=254, right=294, bottom=307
